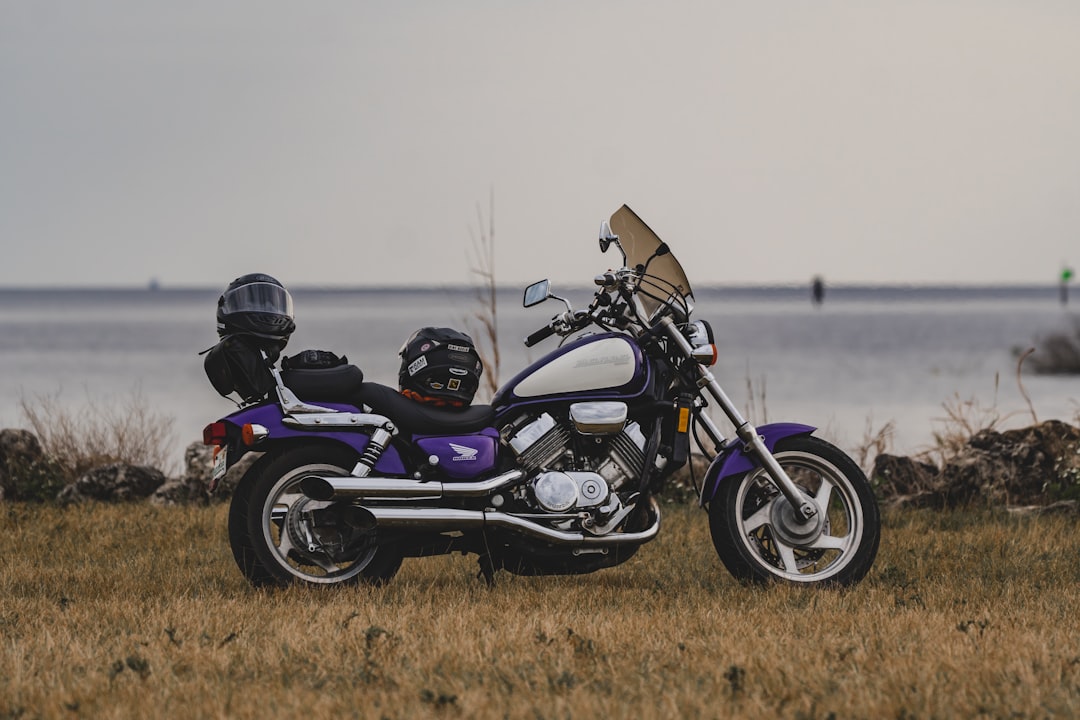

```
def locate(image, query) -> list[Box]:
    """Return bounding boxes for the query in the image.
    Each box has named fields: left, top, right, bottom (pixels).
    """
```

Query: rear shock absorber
left=351, top=426, right=394, bottom=477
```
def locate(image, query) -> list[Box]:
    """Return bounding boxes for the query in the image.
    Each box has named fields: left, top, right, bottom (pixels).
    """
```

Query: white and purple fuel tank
left=493, top=333, right=650, bottom=407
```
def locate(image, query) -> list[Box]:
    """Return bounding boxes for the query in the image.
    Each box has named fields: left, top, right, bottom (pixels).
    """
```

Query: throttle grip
left=524, top=324, right=557, bottom=347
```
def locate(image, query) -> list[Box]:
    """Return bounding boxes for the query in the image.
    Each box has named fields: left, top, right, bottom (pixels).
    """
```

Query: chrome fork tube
left=659, top=318, right=817, bottom=521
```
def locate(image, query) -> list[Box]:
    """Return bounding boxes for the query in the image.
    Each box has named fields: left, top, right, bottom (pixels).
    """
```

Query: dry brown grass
left=1, top=503, right=1078, bottom=718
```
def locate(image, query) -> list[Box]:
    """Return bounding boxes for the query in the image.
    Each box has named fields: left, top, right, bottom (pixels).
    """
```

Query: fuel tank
left=493, top=333, right=649, bottom=407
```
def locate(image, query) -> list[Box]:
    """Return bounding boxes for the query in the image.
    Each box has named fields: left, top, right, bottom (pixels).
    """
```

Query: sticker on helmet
left=408, top=356, right=428, bottom=376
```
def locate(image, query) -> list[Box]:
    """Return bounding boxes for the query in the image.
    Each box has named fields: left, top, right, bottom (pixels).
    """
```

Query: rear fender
left=699, top=423, right=815, bottom=506
left=211, top=402, right=406, bottom=476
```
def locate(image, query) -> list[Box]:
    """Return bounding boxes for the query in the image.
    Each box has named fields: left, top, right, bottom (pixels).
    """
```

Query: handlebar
left=523, top=309, right=596, bottom=347
left=522, top=267, right=662, bottom=347
left=524, top=323, right=558, bottom=348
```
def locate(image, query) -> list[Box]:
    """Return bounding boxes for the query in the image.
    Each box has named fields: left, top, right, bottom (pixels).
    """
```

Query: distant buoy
left=811, top=276, right=825, bottom=306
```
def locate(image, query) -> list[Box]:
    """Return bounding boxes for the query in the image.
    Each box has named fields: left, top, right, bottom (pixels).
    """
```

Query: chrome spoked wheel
left=260, top=465, right=379, bottom=585
left=237, top=445, right=402, bottom=588
left=709, top=436, right=879, bottom=586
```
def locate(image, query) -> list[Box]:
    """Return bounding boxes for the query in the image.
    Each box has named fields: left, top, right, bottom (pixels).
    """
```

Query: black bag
left=282, top=349, right=348, bottom=370
left=202, top=334, right=276, bottom=402
left=398, top=327, right=483, bottom=407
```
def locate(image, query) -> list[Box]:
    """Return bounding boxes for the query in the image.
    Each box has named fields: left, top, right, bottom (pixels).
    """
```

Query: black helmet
left=216, top=273, right=296, bottom=343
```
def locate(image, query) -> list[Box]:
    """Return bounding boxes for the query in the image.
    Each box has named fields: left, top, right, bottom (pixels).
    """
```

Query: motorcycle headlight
left=686, top=320, right=714, bottom=348
left=686, top=320, right=717, bottom=366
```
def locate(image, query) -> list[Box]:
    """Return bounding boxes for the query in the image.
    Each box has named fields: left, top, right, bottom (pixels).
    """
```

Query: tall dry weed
left=922, top=375, right=1014, bottom=466
left=854, top=417, right=896, bottom=474
left=18, top=388, right=176, bottom=480
left=466, top=191, right=500, bottom=400
left=743, top=368, right=768, bottom=425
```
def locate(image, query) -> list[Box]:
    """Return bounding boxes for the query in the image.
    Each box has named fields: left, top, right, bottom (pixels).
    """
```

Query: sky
left=2, top=1, right=1080, bottom=288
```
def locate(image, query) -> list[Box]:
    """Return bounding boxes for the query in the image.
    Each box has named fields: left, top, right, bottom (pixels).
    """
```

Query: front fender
left=699, top=422, right=815, bottom=505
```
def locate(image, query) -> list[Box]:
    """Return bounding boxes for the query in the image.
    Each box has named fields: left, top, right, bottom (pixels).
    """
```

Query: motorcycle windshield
left=608, top=205, right=694, bottom=317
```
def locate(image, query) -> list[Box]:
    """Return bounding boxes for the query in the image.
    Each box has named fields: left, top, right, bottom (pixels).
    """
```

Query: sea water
left=1, top=285, right=1077, bottom=470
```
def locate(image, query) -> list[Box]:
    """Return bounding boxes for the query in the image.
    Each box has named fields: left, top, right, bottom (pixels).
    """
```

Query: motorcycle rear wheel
left=231, top=444, right=403, bottom=588
left=708, top=435, right=879, bottom=587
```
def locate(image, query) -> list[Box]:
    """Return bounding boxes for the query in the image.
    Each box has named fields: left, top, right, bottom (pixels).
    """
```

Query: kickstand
left=477, top=556, right=497, bottom=587
left=477, top=529, right=498, bottom=587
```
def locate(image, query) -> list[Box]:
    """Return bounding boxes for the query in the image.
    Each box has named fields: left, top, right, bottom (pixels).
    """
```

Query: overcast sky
left=2, top=1, right=1079, bottom=288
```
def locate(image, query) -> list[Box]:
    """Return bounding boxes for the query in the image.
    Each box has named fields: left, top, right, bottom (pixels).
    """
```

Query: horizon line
left=0, top=280, right=1074, bottom=293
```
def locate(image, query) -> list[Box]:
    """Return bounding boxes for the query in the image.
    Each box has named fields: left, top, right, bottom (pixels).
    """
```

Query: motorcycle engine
left=506, top=403, right=648, bottom=517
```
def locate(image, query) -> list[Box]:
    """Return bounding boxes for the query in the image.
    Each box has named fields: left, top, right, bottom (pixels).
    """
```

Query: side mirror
left=523, top=279, right=551, bottom=308
left=599, top=220, right=626, bottom=264
left=599, top=221, right=617, bottom=253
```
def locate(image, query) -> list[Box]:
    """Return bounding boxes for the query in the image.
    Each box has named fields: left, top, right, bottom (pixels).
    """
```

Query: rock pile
left=872, top=420, right=1080, bottom=513
left=0, top=431, right=259, bottom=505
left=57, top=464, right=167, bottom=505
left=3, top=420, right=1079, bottom=512
left=0, top=429, right=46, bottom=501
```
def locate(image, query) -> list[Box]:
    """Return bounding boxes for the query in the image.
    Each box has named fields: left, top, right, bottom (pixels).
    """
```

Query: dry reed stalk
left=854, top=417, right=896, bottom=475
left=466, top=190, right=500, bottom=401
left=1, top=503, right=1077, bottom=718
left=921, top=375, right=1017, bottom=467
left=1016, top=347, right=1039, bottom=425
left=18, top=388, right=177, bottom=480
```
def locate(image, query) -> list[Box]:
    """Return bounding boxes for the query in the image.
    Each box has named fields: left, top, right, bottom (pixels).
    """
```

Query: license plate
left=212, top=445, right=228, bottom=483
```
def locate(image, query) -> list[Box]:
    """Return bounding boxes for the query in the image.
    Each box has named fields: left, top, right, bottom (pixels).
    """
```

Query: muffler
left=300, top=469, right=524, bottom=502
left=361, top=498, right=661, bottom=547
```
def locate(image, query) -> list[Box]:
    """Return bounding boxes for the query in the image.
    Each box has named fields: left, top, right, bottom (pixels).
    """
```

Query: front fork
left=660, top=318, right=818, bottom=522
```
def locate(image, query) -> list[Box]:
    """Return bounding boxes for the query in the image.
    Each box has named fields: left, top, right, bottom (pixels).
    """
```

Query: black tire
left=709, top=435, right=879, bottom=587
left=227, top=461, right=276, bottom=587
left=231, top=443, right=403, bottom=588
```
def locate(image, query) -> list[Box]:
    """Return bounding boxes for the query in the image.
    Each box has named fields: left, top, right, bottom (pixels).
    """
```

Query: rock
left=177, top=440, right=261, bottom=501
left=151, top=442, right=216, bottom=506
left=938, top=420, right=1080, bottom=507
left=872, top=454, right=939, bottom=498
left=0, top=428, right=45, bottom=498
left=150, top=479, right=201, bottom=507
left=216, top=451, right=261, bottom=497
left=1005, top=500, right=1079, bottom=516
left=870, top=420, right=1080, bottom=510
left=57, top=463, right=166, bottom=505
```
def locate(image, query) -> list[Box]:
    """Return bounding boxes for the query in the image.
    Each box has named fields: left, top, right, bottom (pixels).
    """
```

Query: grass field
left=1, top=501, right=1078, bottom=719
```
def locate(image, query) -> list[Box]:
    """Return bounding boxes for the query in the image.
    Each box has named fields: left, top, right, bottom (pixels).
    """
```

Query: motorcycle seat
left=358, top=382, right=496, bottom=435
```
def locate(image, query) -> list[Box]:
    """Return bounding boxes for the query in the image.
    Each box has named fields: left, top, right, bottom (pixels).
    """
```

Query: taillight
left=203, top=422, right=228, bottom=446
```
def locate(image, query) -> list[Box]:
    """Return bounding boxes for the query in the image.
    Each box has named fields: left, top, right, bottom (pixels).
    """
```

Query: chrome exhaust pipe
left=366, top=497, right=661, bottom=547
left=300, top=469, right=524, bottom=502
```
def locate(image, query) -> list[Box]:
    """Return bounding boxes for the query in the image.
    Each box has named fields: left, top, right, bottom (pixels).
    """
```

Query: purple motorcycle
left=202, top=205, right=880, bottom=588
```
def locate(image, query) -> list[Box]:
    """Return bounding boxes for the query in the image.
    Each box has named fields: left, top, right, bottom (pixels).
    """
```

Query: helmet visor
left=220, top=282, right=294, bottom=318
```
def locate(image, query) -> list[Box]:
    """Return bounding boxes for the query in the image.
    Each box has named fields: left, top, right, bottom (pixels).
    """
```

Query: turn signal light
left=691, top=344, right=718, bottom=366
left=203, top=422, right=228, bottom=446
left=241, top=423, right=269, bottom=447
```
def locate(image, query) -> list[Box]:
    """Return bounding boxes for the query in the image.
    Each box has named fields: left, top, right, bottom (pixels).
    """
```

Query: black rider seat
left=282, top=365, right=495, bottom=435
left=358, top=382, right=496, bottom=435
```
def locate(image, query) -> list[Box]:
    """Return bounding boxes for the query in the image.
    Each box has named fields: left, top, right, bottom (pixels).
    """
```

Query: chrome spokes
left=262, top=468, right=376, bottom=583
left=736, top=451, right=863, bottom=582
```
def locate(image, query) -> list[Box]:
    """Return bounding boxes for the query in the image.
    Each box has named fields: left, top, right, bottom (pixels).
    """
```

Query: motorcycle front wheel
left=708, top=435, right=879, bottom=587
left=230, top=444, right=403, bottom=588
